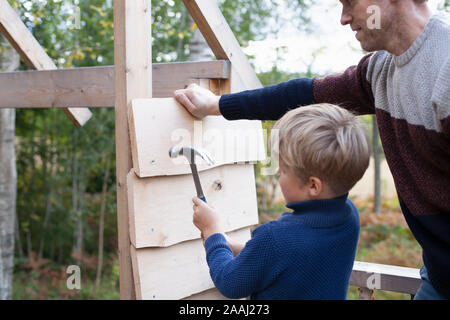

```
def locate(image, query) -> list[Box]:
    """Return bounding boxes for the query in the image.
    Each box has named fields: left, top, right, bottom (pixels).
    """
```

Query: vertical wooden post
left=113, top=0, right=152, bottom=300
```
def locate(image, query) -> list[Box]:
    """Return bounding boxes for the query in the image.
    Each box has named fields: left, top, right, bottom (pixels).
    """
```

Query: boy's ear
left=308, top=177, right=323, bottom=197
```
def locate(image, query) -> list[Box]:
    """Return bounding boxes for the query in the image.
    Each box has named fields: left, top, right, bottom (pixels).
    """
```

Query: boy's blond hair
left=270, top=103, right=370, bottom=196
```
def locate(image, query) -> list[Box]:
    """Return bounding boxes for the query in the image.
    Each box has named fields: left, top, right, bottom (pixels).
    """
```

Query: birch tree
left=0, top=36, right=20, bottom=300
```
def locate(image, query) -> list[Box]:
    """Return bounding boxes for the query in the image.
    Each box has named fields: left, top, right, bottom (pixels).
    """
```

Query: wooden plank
left=0, top=61, right=231, bottom=109
left=350, top=261, right=421, bottom=295
left=127, top=163, right=259, bottom=248
left=182, top=0, right=261, bottom=90
left=0, top=66, right=115, bottom=109
left=129, top=98, right=266, bottom=178
left=0, top=0, right=91, bottom=127
left=114, top=0, right=152, bottom=300
left=131, top=227, right=251, bottom=300
left=183, top=288, right=230, bottom=300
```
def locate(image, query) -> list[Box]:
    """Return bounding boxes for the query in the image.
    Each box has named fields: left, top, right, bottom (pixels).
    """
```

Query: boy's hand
left=174, top=83, right=221, bottom=119
left=192, top=197, right=224, bottom=241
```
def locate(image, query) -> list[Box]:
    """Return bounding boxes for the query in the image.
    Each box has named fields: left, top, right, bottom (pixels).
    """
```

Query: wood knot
left=213, top=180, right=223, bottom=191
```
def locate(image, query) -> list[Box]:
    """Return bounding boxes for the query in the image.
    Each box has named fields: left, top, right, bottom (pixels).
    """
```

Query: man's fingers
left=187, top=83, right=199, bottom=90
left=174, top=91, right=197, bottom=113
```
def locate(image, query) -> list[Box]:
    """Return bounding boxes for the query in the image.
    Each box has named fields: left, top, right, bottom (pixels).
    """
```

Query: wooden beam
left=182, top=0, right=262, bottom=90
left=114, top=0, right=152, bottom=300
left=350, top=261, right=421, bottom=295
left=0, top=66, right=114, bottom=109
left=0, top=0, right=92, bottom=127
left=0, top=61, right=231, bottom=109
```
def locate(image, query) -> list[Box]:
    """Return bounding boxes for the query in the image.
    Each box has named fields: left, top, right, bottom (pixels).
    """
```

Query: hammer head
left=168, top=146, right=215, bottom=166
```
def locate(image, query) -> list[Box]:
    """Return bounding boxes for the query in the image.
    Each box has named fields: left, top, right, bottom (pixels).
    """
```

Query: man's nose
left=340, top=10, right=352, bottom=25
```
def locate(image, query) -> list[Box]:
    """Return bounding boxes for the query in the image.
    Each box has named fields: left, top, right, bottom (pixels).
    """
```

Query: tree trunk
left=0, top=36, right=20, bottom=300
left=372, top=116, right=381, bottom=213
left=71, top=128, right=82, bottom=263
left=95, top=152, right=112, bottom=290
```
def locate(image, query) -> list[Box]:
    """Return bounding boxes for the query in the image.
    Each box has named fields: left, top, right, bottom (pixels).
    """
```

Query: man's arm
left=219, top=78, right=315, bottom=120
left=313, top=53, right=375, bottom=115
left=174, top=54, right=376, bottom=120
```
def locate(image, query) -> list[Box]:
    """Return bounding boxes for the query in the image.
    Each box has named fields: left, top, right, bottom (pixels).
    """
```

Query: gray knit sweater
left=366, top=13, right=450, bottom=215
left=365, top=13, right=450, bottom=298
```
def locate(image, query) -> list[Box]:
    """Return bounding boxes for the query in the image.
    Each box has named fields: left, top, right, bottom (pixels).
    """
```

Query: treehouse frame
left=0, top=0, right=422, bottom=300
left=0, top=0, right=263, bottom=299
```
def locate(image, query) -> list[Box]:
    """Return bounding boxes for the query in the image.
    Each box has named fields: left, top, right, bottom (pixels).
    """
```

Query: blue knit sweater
left=204, top=193, right=360, bottom=300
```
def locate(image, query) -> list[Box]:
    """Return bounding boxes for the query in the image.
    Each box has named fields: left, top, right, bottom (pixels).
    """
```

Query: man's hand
left=174, top=83, right=221, bottom=119
left=192, top=196, right=224, bottom=241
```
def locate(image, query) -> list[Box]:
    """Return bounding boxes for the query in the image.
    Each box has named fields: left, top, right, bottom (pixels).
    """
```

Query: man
left=174, top=0, right=450, bottom=299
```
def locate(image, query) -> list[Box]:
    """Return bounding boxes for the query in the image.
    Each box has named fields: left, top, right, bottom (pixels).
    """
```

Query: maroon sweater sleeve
left=313, top=53, right=376, bottom=115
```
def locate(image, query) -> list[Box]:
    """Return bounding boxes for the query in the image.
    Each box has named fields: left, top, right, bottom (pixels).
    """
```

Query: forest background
left=0, top=0, right=449, bottom=300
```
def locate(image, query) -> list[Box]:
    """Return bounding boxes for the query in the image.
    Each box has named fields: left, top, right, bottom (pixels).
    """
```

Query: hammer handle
left=190, top=163, right=207, bottom=203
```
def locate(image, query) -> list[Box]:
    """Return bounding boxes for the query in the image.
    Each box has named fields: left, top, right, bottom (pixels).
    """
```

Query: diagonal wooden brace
left=0, top=0, right=92, bottom=127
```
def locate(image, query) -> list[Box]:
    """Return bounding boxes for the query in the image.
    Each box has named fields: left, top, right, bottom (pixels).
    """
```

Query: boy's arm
left=219, top=53, right=376, bottom=121
left=223, top=234, right=245, bottom=257
left=205, top=223, right=280, bottom=299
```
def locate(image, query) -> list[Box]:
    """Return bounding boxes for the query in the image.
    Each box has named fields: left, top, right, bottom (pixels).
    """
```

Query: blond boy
left=192, top=104, right=370, bottom=299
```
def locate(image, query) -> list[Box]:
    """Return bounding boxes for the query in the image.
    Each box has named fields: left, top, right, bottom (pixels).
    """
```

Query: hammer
left=168, top=146, right=215, bottom=203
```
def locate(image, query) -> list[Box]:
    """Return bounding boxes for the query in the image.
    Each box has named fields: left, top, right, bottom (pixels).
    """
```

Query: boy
left=192, top=103, right=370, bottom=299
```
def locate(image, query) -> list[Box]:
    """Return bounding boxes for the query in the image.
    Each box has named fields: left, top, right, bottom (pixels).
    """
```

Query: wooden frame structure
left=0, top=0, right=421, bottom=300
left=0, top=0, right=263, bottom=299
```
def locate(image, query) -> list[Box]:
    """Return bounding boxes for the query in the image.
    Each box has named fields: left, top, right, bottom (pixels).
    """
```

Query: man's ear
left=308, top=176, right=323, bottom=197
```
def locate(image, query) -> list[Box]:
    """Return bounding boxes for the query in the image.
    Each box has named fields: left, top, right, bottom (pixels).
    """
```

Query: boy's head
left=270, top=103, right=370, bottom=202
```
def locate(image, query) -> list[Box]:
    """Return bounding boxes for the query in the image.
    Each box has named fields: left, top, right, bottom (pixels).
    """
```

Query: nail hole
left=213, top=180, right=223, bottom=191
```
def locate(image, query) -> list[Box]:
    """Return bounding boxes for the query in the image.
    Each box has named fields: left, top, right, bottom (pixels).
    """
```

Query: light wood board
left=127, top=163, right=258, bottom=248
left=113, top=0, right=152, bottom=300
left=0, top=61, right=230, bottom=109
left=131, top=227, right=251, bottom=300
left=129, top=98, right=266, bottom=178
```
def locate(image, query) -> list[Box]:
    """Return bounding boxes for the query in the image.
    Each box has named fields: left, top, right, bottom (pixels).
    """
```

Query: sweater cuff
left=204, top=233, right=232, bottom=261
left=205, top=233, right=228, bottom=250
left=219, top=94, right=248, bottom=120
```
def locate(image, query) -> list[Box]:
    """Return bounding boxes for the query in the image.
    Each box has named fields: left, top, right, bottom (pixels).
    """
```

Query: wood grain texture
left=113, top=0, right=152, bottom=300
left=183, top=287, right=230, bottom=300
left=131, top=227, right=251, bottom=300
left=0, top=0, right=91, bottom=127
left=127, top=163, right=259, bottom=248
left=129, top=98, right=266, bottom=178
left=0, top=61, right=231, bottom=109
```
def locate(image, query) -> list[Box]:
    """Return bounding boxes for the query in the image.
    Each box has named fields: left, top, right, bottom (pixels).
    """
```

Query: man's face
left=339, top=0, right=395, bottom=52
